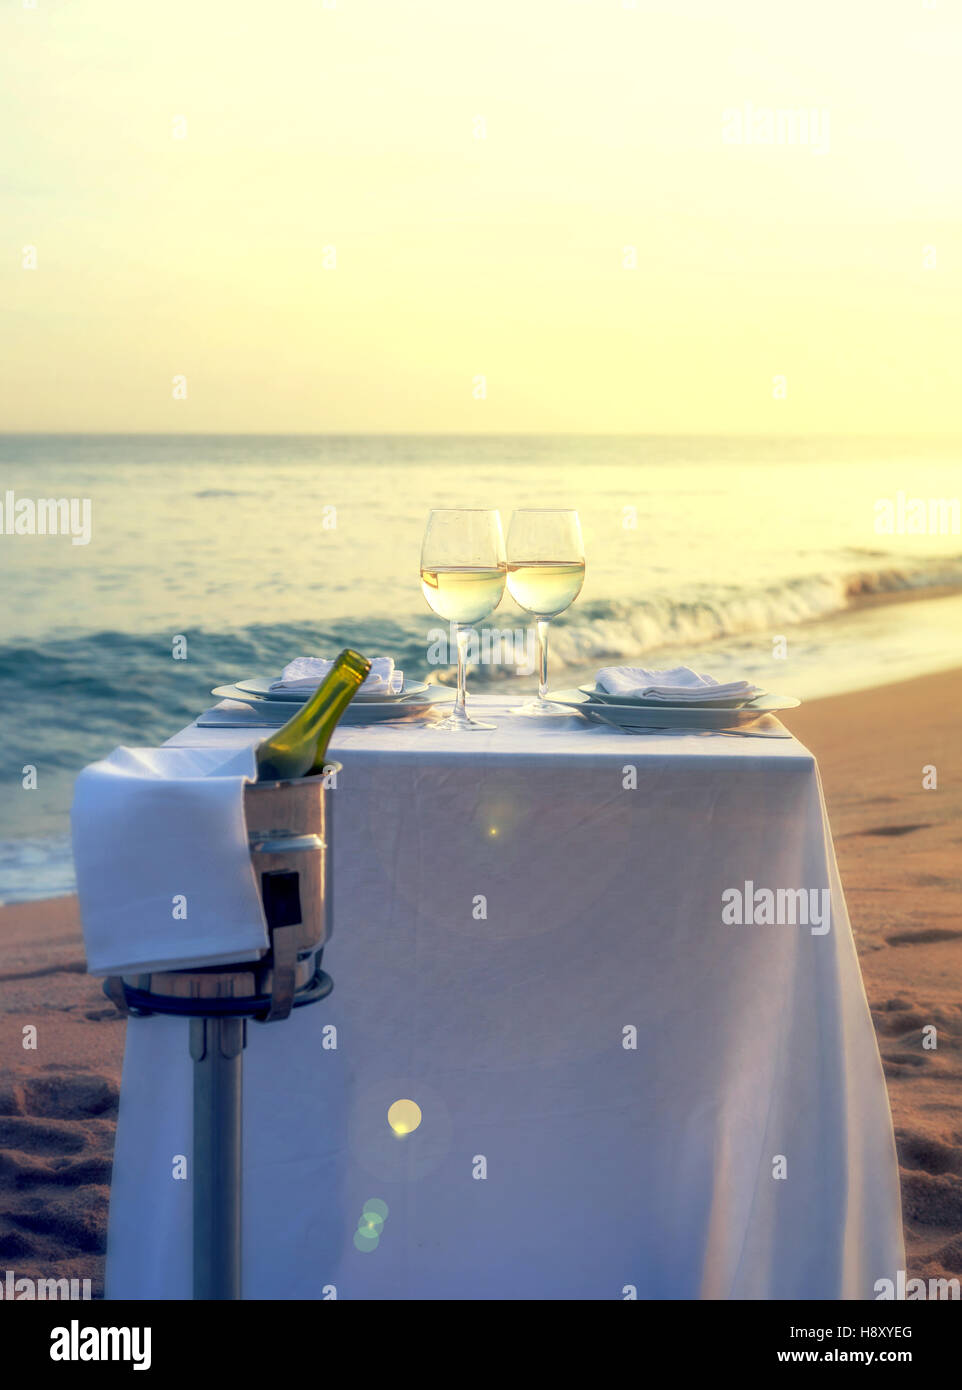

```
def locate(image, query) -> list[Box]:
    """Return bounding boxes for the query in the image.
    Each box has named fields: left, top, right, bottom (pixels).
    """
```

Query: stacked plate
left=206, top=676, right=454, bottom=726
left=544, top=683, right=801, bottom=731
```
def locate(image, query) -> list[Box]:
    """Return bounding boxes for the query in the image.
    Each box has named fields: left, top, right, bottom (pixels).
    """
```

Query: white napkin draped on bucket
left=71, top=745, right=269, bottom=976
left=271, top=656, right=401, bottom=694
left=595, top=665, right=760, bottom=703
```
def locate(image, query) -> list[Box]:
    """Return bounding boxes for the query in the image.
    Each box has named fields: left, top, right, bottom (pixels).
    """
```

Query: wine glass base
left=508, top=699, right=574, bottom=717
left=431, top=712, right=497, bottom=731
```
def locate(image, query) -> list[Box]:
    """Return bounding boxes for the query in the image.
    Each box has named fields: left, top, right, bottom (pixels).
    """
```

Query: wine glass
left=420, top=509, right=506, bottom=731
left=506, top=509, right=585, bottom=715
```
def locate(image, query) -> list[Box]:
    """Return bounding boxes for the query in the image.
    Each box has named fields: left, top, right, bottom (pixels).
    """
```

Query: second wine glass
left=506, top=509, right=585, bottom=715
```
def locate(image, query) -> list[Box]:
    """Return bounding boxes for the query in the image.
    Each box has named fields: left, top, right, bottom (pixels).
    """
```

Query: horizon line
left=1, top=429, right=960, bottom=442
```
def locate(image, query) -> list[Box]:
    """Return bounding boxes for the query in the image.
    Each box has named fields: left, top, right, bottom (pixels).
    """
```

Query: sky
left=2, top=0, right=961, bottom=434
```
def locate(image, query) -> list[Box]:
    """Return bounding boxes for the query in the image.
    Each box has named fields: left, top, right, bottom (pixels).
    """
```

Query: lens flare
left=388, top=1099, right=422, bottom=1136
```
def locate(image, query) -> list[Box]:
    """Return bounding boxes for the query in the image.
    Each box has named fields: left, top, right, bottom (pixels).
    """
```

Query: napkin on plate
left=71, top=745, right=269, bottom=976
left=271, top=656, right=402, bottom=694
left=595, top=665, right=761, bottom=703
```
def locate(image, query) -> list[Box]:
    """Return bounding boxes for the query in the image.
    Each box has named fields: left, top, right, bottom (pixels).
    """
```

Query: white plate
left=201, top=688, right=454, bottom=727
left=214, top=677, right=430, bottom=704
left=579, top=683, right=761, bottom=709
left=547, top=689, right=799, bottom=729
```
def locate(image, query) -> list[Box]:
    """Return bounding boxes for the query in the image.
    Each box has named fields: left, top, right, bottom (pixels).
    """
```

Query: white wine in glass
left=419, top=567, right=507, bottom=626
left=420, top=509, right=506, bottom=731
left=506, top=510, right=585, bottom=715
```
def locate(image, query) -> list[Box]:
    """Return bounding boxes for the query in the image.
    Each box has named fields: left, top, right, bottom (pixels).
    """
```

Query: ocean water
left=0, top=433, right=960, bottom=904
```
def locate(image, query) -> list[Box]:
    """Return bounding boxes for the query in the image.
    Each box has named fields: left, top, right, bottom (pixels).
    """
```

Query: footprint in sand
left=0, top=1081, right=25, bottom=1116
left=21, top=1072, right=119, bottom=1120
left=872, top=995, right=961, bottom=1040
left=872, top=1008, right=929, bottom=1036
left=883, top=1053, right=929, bottom=1077
left=897, top=1130, right=962, bottom=1178
left=12, top=1197, right=109, bottom=1254
left=873, top=989, right=961, bottom=1078
left=0, top=1116, right=89, bottom=1156
left=910, top=873, right=962, bottom=889
left=919, top=1234, right=962, bottom=1277
left=840, top=822, right=933, bottom=839
left=886, top=928, right=962, bottom=947
left=0, top=1229, right=40, bottom=1259
left=900, top=1169, right=962, bottom=1229
left=47, top=1155, right=114, bottom=1185
left=863, top=823, right=933, bottom=837
left=0, top=1070, right=118, bottom=1277
left=0, top=1148, right=113, bottom=1188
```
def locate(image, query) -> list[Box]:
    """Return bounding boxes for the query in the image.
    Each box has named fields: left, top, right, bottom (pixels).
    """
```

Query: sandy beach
left=786, top=667, right=962, bottom=1286
left=1, top=669, right=959, bottom=1299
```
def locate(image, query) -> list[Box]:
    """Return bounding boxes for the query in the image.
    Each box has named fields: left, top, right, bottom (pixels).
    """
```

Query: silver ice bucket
left=106, top=765, right=339, bottom=1024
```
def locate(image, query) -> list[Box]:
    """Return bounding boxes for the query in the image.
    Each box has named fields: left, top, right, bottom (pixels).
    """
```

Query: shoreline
left=1, top=668, right=960, bottom=1296
left=2, top=586, right=962, bottom=905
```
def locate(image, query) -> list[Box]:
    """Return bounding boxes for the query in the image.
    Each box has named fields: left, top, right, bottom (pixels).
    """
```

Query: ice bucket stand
left=103, top=767, right=339, bottom=1300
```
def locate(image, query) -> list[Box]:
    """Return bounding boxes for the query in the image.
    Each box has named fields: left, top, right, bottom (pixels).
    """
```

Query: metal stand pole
left=190, top=1017, right=247, bottom=1300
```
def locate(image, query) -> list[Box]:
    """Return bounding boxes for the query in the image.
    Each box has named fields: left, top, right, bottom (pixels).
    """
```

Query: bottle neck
left=299, top=660, right=368, bottom=773
left=255, top=650, right=371, bottom=781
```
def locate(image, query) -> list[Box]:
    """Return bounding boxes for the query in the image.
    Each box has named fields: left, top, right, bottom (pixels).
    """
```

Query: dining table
left=104, top=694, right=904, bottom=1299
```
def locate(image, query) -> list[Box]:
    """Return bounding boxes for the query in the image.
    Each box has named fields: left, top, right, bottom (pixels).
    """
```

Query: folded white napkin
left=271, top=656, right=401, bottom=694
left=595, top=665, right=760, bottom=703
left=71, top=746, right=269, bottom=976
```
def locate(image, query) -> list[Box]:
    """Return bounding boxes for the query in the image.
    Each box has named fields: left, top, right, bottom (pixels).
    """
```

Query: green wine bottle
left=254, top=649, right=372, bottom=781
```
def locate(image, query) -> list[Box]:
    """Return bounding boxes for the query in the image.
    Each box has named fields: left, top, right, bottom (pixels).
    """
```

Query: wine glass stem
left=455, top=625, right=470, bottom=717
left=537, top=618, right=550, bottom=704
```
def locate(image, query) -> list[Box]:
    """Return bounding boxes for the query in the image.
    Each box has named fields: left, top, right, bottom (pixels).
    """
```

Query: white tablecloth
left=105, top=698, right=903, bottom=1299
